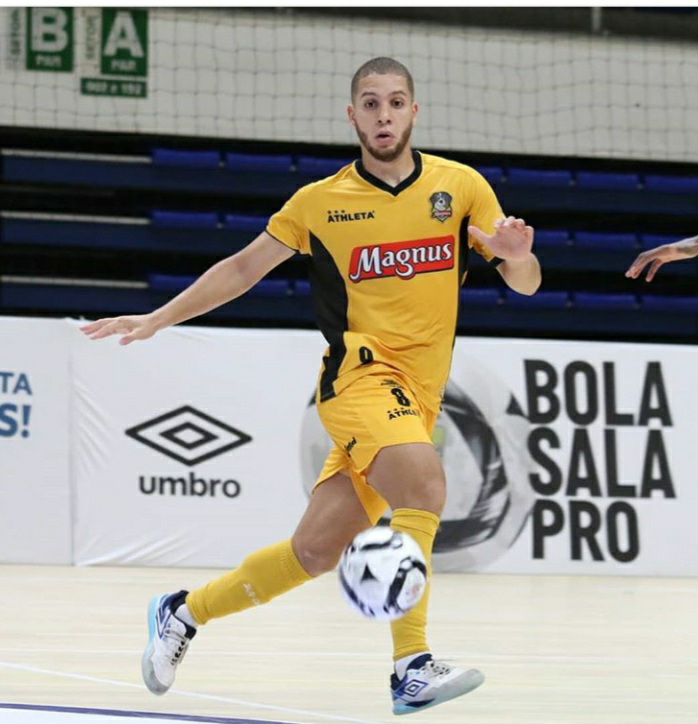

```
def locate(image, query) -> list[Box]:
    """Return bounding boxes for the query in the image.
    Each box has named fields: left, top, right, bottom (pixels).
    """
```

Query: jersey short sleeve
left=266, top=186, right=311, bottom=254
left=466, top=171, right=504, bottom=262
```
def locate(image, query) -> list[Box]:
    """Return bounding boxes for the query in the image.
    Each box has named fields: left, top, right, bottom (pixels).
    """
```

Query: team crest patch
left=429, top=192, right=452, bottom=222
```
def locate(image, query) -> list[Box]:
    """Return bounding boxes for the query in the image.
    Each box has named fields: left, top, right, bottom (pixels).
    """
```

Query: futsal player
left=81, top=57, right=541, bottom=715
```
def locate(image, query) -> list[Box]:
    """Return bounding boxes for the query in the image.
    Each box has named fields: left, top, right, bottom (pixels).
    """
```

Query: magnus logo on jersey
left=126, top=405, right=252, bottom=466
left=429, top=191, right=453, bottom=222
left=348, top=235, right=455, bottom=282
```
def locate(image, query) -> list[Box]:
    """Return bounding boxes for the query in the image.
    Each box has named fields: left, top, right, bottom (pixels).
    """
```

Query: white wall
left=1, top=8, right=697, bottom=161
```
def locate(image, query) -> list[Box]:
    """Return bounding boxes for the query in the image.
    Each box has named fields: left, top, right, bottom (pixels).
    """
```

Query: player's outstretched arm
left=469, top=216, right=541, bottom=296
left=80, top=231, right=295, bottom=345
left=625, top=235, right=698, bottom=282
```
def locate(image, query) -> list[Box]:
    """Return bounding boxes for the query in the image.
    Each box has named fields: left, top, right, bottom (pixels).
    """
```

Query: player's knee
left=292, top=535, right=342, bottom=577
left=399, top=475, right=446, bottom=516
left=419, top=476, right=446, bottom=515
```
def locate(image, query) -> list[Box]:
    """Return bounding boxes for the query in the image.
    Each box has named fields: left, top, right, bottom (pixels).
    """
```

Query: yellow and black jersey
left=267, top=150, right=503, bottom=409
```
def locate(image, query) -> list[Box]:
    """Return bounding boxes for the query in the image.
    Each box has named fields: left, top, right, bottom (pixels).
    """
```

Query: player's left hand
left=468, top=217, right=534, bottom=262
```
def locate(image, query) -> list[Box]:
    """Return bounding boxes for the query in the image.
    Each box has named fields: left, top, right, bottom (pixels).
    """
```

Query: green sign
left=26, top=7, right=73, bottom=72
left=100, top=9, right=148, bottom=77
left=81, top=78, right=147, bottom=98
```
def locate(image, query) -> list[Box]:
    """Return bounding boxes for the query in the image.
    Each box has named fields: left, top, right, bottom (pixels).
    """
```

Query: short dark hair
left=351, top=57, right=414, bottom=100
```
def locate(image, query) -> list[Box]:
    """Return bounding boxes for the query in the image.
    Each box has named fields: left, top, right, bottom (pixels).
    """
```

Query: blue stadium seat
left=148, top=274, right=196, bottom=292
left=534, top=230, right=571, bottom=247
left=504, top=290, right=569, bottom=309
left=573, top=232, right=638, bottom=250
left=222, top=214, right=269, bottom=233
left=476, top=166, right=504, bottom=184
left=147, top=276, right=291, bottom=298
left=224, top=153, right=293, bottom=173
left=640, top=234, right=679, bottom=249
left=249, top=280, right=291, bottom=298
left=641, top=295, right=698, bottom=313
left=507, top=168, right=572, bottom=187
left=459, top=288, right=501, bottom=307
left=572, top=292, right=637, bottom=311
left=150, top=211, right=219, bottom=229
left=296, top=156, right=353, bottom=176
left=293, top=280, right=311, bottom=297
left=575, top=172, right=639, bottom=191
left=643, top=175, right=698, bottom=194
left=151, top=149, right=221, bottom=168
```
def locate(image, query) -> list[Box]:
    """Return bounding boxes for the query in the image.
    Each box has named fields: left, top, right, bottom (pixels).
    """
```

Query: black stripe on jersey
left=355, top=149, right=423, bottom=197
left=309, top=232, right=349, bottom=401
left=460, top=217, right=504, bottom=277
left=458, top=215, right=471, bottom=283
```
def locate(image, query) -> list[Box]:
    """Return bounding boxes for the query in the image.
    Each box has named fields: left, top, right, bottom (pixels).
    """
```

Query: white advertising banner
left=71, top=325, right=326, bottom=567
left=5, top=316, right=698, bottom=576
left=0, top=317, right=72, bottom=564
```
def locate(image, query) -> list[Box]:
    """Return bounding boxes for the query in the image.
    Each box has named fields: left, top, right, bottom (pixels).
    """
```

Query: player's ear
left=347, top=104, right=356, bottom=127
left=412, top=101, right=419, bottom=124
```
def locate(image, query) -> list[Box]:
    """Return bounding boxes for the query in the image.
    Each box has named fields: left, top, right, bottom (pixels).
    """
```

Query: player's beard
left=356, top=123, right=413, bottom=163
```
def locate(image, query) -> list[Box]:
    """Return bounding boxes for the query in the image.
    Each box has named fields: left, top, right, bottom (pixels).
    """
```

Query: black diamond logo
left=125, top=406, right=252, bottom=466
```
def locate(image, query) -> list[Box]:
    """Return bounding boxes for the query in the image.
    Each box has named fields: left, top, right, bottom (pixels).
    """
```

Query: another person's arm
left=80, top=231, right=295, bottom=345
left=625, top=235, right=698, bottom=282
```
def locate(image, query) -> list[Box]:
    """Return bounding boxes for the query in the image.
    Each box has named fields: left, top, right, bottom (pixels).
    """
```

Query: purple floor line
left=0, top=702, right=288, bottom=724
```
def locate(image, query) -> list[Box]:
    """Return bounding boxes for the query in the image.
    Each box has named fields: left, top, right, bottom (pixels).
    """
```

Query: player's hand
left=79, top=314, right=160, bottom=346
left=468, top=216, right=534, bottom=262
left=625, top=245, right=683, bottom=282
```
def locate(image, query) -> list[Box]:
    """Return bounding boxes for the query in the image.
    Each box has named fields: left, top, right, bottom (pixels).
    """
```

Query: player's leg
left=291, top=470, right=374, bottom=575
left=367, top=440, right=444, bottom=662
left=142, top=469, right=371, bottom=695
left=316, top=373, right=442, bottom=665
left=317, top=371, right=483, bottom=711
left=367, top=437, right=485, bottom=713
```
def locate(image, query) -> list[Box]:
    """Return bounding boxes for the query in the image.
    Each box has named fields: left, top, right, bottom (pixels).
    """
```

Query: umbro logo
left=395, top=678, right=429, bottom=698
left=126, top=406, right=252, bottom=466
left=156, top=604, right=172, bottom=638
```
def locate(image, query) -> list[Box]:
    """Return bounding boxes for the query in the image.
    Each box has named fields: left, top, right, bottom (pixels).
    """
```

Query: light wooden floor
left=1, top=565, right=697, bottom=724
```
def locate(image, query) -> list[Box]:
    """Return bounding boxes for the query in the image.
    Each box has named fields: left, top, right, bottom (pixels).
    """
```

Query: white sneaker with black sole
left=391, top=654, right=484, bottom=715
left=141, top=590, right=196, bottom=695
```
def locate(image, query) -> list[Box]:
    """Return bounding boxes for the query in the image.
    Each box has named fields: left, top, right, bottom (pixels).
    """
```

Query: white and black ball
left=338, top=527, right=427, bottom=621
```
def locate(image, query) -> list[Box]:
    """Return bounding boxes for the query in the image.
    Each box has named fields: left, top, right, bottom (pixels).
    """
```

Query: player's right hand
left=79, top=314, right=159, bottom=346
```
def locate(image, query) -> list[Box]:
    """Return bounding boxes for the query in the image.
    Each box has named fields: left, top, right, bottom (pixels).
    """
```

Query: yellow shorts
left=315, top=368, right=438, bottom=524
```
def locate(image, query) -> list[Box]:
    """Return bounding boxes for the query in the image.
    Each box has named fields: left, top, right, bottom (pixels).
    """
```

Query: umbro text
left=139, top=472, right=241, bottom=498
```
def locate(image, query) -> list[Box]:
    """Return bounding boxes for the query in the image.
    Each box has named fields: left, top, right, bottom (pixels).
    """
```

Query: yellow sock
left=186, top=539, right=313, bottom=625
left=390, top=507, right=440, bottom=661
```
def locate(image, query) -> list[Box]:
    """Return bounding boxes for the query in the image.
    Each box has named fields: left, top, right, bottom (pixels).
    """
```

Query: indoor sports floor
left=1, top=565, right=697, bottom=724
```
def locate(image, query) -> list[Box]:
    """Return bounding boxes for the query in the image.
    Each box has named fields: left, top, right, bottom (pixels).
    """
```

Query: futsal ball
left=338, top=527, right=428, bottom=621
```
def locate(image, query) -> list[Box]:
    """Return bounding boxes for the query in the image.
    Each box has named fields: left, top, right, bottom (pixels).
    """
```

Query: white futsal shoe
left=141, top=590, right=196, bottom=695
left=390, top=654, right=485, bottom=715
